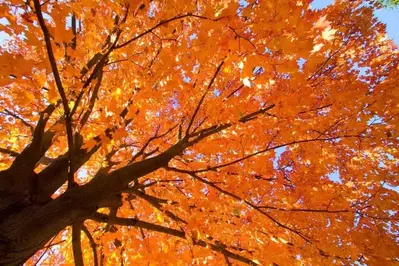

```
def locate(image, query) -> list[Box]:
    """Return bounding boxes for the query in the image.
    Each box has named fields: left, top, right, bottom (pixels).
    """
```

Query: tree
left=0, top=0, right=398, bottom=265
left=377, top=0, right=399, bottom=7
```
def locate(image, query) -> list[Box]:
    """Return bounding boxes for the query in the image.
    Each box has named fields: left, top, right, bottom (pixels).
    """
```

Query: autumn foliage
left=0, top=0, right=398, bottom=265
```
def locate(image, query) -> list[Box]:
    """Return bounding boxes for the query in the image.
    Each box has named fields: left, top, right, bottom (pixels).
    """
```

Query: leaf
left=242, top=77, right=251, bottom=87
left=155, top=210, right=164, bottom=223
left=314, top=15, right=330, bottom=29
left=82, top=138, right=98, bottom=152
left=24, top=90, right=35, bottom=102
left=50, top=123, right=65, bottom=133
left=321, top=27, right=337, bottom=41
left=48, top=82, right=58, bottom=103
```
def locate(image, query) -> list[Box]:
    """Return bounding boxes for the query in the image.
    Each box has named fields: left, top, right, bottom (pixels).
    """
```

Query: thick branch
left=90, top=213, right=257, bottom=265
left=1, top=104, right=57, bottom=197
left=35, top=99, right=134, bottom=202
left=0, top=148, right=19, bottom=157
left=88, top=105, right=278, bottom=198
left=82, top=224, right=99, bottom=266
left=72, top=223, right=84, bottom=266
left=0, top=148, right=56, bottom=166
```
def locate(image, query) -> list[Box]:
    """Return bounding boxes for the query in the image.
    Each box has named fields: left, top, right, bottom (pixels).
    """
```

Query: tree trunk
left=0, top=139, right=187, bottom=265
left=0, top=185, right=95, bottom=265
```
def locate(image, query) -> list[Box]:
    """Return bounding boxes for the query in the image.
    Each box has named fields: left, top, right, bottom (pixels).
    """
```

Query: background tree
left=0, top=0, right=398, bottom=265
left=377, top=0, right=399, bottom=7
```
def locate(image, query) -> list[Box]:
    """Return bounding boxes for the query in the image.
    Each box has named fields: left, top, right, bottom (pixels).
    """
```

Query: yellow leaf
left=322, top=27, right=337, bottom=41
left=243, top=77, right=251, bottom=87
left=68, top=101, right=75, bottom=110
left=314, top=15, right=330, bottom=29
left=156, top=210, right=164, bottom=223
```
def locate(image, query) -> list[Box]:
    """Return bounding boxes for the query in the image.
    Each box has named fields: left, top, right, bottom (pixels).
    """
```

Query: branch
left=78, top=68, right=103, bottom=127
left=238, top=104, right=275, bottom=123
left=71, top=13, right=77, bottom=50
left=72, top=223, right=84, bottom=266
left=187, top=104, right=275, bottom=147
left=80, top=31, right=121, bottom=92
left=86, top=105, right=280, bottom=208
left=257, top=206, right=349, bottom=213
left=33, top=231, right=60, bottom=266
left=0, top=147, right=19, bottom=157
left=35, top=100, right=135, bottom=203
left=90, top=213, right=258, bottom=265
left=82, top=224, right=99, bottom=266
left=186, top=61, right=224, bottom=136
left=5, top=104, right=57, bottom=192
left=33, top=0, right=68, bottom=109
left=256, top=206, right=398, bottom=221
left=185, top=134, right=363, bottom=174
left=136, top=179, right=184, bottom=189
left=0, top=147, right=55, bottom=166
left=126, top=189, right=185, bottom=224
left=73, top=30, right=123, bottom=130
left=116, top=14, right=206, bottom=49
left=129, top=124, right=178, bottom=163
left=1, top=109, right=34, bottom=134
left=116, top=12, right=226, bottom=50
left=86, top=105, right=280, bottom=198
left=225, top=67, right=263, bottom=99
left=307, top=40, right=348, bottom=82
left=33, top=0, right=76, bottom=188
left=297, top=104, right=332, bottom=116
left=79, top=4, right=128, bottom=77
left=166, top=168, right=312, bottom=243
left=91, top=212, right=184, bottom=236
left=228, top=26, right=260, bottom=53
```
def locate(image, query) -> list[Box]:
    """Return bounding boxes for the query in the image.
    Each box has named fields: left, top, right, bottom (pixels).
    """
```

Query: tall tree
left=0, top=0, right=398, bottom=265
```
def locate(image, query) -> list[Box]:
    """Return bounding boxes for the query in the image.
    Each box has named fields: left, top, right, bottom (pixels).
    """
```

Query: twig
left=186, top=61, right=224, bottom=136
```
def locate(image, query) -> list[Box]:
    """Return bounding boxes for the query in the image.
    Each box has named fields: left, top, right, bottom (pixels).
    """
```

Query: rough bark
left=0, top=136, right=189, bottom=265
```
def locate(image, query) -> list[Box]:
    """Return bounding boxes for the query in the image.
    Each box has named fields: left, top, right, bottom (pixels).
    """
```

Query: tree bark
left=0, top=137, right=189, bottom=265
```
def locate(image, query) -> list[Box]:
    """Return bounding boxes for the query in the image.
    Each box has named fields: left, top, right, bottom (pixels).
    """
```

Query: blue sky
left=312, top=0, right=399, bottom=44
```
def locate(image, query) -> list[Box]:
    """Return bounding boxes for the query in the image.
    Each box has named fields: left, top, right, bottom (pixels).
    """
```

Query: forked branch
left=186, top=61, right=224, bottom=136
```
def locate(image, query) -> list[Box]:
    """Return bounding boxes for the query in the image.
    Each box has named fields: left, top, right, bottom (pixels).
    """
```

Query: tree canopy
left=0, top=0, right=398, bottom=265
left=377, top=0, right=399, bottom=7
